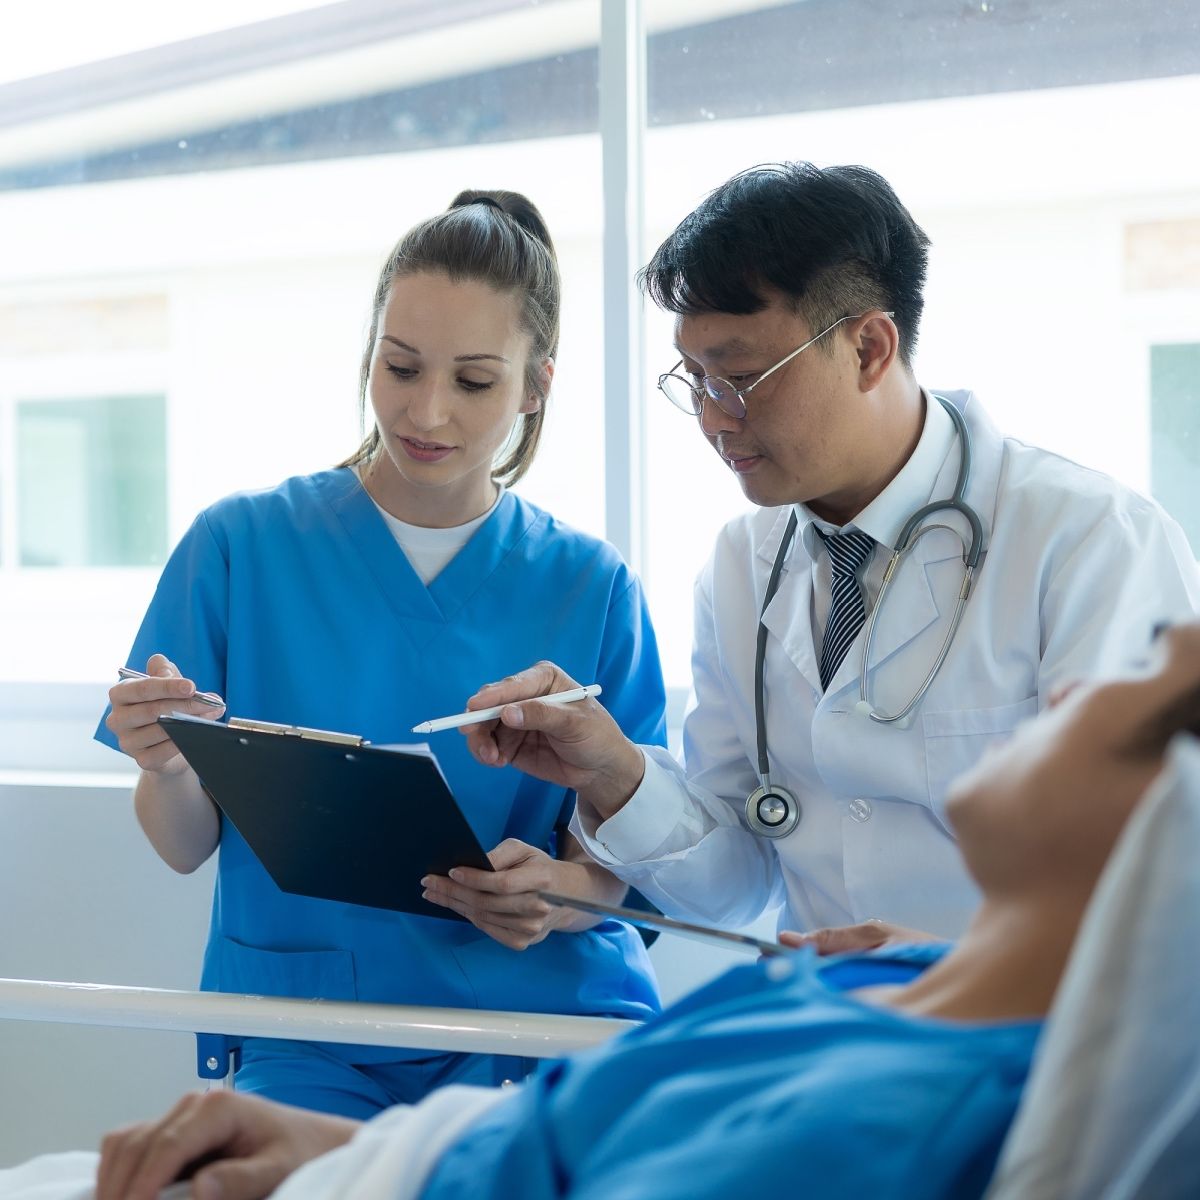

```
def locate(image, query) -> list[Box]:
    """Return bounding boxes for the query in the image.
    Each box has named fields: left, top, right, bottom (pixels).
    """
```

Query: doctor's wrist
left=577, top=742, right=646, bottom=822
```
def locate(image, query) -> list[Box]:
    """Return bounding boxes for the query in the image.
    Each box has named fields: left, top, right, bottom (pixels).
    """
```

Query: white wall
left=0, top=779, right=214, bottom=1165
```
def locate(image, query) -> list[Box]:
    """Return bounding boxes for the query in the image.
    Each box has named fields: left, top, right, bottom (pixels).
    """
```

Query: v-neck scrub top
left=96, top=469, right=667, bottom=1059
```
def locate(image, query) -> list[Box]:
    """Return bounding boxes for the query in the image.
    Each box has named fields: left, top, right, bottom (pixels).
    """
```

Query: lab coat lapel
left=953, top=389, right=1001, bottom=558
left=757, top=509, right=824, bottom=694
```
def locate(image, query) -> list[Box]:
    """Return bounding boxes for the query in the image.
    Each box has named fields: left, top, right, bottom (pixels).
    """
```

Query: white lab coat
left=576, top=392, right=1200, bottom=938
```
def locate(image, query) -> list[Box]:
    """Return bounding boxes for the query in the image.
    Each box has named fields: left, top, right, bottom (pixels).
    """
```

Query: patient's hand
left=779, top=920, right=943, bottom=956
left=94, top=1090, right=359, bottom=1200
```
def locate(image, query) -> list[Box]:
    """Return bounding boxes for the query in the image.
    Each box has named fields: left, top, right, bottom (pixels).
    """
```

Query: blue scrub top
left=96, top=470, right=667, bottom=1056
left=421, top=943, right=1041, bottom=1200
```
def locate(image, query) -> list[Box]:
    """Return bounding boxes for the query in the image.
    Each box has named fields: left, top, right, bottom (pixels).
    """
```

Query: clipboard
left=159, top=712, right=492, bottom=920
left=539, top=891, right=787, bottom=957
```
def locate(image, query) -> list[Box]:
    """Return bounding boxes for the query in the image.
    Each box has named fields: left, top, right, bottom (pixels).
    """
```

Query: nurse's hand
left=461, top=661, right=646, bottom=820
left=779, top=920, right=944, bottom=956
left=421, top=836, right=620, bottom=951
left=106, top=653, right=226, bottom=774
left=94, top=1089, right=358, bottom=1200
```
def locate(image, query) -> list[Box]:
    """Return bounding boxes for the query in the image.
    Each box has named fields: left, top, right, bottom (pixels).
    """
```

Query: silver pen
left=116, top=666, right=225, bottom=709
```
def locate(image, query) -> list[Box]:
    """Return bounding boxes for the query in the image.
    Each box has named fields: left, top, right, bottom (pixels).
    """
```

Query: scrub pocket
left=214, top=936, right=359, bottom=1001
left=449, top=920, right=658, bottom=1018
left=923, top=696, right=1038, bottom=829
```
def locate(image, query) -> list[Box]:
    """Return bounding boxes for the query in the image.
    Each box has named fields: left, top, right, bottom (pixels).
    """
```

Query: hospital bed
left=4, top=740, right=1199, bottom=1197
left=0, top=772, right=715, bottom=1164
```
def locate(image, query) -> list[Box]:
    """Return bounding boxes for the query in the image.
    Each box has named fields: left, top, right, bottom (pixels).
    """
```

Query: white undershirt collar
left=353, top=465, right=504, bottom=585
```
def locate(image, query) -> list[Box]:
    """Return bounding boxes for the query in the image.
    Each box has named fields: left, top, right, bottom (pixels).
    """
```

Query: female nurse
left=97, top=189, right=667, bottom=1118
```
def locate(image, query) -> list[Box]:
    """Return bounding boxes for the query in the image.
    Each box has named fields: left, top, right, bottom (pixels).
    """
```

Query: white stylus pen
left=412, top=683, right=602, bottom=734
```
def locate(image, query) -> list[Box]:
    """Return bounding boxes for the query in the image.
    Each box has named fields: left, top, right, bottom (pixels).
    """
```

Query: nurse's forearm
left=133, top=767, right=220, bottom=873
left=555, top=830, right=629, bottom=929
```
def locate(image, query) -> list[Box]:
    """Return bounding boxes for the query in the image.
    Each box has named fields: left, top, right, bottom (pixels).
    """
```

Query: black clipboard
left=159, top=712, right=492, bottom=920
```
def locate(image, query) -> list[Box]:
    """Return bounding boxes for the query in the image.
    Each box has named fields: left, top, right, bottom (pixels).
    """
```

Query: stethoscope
left=745, top=396, right=985, bottom=839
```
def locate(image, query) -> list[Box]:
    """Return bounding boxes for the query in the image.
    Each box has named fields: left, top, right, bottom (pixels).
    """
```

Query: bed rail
left=0, top=978, right=635, bottom=1058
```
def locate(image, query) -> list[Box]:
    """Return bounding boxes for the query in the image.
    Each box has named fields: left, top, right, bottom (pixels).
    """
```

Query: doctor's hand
left=94, top=1089, right=359, bottom=1200
left=420, top=837, right=614, bottom=951
left=461, top=661, right=645, bottom=820
left=779, top=920, right=944, bottom=957
left=105, top=653, right=226, bottom=774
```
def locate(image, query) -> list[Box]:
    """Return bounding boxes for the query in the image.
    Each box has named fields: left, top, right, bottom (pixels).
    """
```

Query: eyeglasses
left=657, top=311, right=894, bottom=419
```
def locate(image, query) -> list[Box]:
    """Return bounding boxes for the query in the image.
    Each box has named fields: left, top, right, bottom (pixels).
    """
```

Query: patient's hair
left=639, top=162, right=930, bottom=367
left=341, top=189, right=560, bottom=486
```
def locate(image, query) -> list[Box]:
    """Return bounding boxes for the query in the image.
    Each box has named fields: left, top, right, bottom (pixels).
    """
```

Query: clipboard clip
left=228, top=717, right=365, bottom=747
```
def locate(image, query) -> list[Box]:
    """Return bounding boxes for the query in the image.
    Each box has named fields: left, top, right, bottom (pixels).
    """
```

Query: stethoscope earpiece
left=853, top=700, right=876, bottom=720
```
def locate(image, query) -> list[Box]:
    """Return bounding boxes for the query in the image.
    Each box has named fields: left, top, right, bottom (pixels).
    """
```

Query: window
left=642, top=0, right=1200, bottom=688
left=14, top=395, right=167, bottom=568
left=1151, top=342, right=1200, bottom=555
left=0, top=0, right=605, bottom=704
left=1, top=0, right=1198, bottom=744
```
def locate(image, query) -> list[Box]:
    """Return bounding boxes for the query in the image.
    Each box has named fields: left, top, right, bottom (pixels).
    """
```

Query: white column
left=599, top=0, right=646, bottom=569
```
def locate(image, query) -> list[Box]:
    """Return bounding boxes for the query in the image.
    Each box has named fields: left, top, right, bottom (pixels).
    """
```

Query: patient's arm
left=94, top=1091, right=359, bottom=1200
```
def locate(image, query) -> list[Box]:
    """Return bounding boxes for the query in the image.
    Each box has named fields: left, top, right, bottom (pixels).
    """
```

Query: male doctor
left=435, top=161, right=1200, bottom=950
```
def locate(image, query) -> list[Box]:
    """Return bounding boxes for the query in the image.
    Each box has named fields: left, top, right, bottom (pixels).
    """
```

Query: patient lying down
left=6, top=626, right=1200, bottom=1200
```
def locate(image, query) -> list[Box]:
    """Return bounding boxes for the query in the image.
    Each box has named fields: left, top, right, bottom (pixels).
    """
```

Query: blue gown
left=96, top=469, right=666, bottom=1106
left=420, top=944, right=1041, bottom=1200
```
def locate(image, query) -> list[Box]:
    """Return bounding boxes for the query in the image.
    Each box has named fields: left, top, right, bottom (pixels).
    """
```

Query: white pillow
left=986, top=736, right=1200, bottom=1199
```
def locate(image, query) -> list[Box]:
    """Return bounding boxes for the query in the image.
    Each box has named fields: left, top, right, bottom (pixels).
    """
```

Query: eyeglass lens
left=703, top=379, right=745, bottom=417
left=659, top=373, right=749, bottom=418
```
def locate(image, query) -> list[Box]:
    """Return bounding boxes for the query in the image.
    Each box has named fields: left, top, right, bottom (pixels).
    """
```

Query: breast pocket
left=922, top=696, right=1039, bottom=829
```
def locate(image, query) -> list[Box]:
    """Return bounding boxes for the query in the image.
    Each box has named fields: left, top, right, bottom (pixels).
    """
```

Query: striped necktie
left=816, top=528, right=875, bottom=691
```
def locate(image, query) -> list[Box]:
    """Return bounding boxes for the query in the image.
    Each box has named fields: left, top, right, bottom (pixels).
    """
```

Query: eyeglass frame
left=657, top=310, right=896, bottom=419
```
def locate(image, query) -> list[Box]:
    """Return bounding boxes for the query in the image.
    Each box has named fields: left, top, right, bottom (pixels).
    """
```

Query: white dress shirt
left=800, top=390, right=956, bottom=651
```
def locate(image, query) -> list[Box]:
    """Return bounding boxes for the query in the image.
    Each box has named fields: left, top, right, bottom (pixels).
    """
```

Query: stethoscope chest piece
left=745, top=784, right=801, bottom=838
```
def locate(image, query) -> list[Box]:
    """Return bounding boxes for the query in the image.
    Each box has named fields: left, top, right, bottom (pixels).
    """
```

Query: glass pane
left=0, top=0, right=602, bottom=684
left=1151, top=343, right=1200, bottom=555
left=17, top=396, right=167, bottom=567
left=643, top=0, right=1200, bottom=689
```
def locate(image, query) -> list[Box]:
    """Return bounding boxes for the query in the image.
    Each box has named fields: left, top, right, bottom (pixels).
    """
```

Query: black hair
left=639, top=162, right=931, bottom=366
left=342, top=189, right=559, bottom=486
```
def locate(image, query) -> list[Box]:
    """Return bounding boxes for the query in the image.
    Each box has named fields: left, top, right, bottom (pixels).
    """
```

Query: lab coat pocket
left=922, top=696, right=1039, bottom=830
left=213, top=936, right=359, bottom=1001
